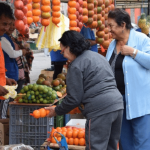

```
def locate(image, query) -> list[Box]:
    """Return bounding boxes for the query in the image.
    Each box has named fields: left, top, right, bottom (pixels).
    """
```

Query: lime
left=43, top=100, right=47, bottom=104
left=27, top=91, right=31, bottom=95
left=31, top=95, right=35, bottom=99
left=48, top=87, right=53, bottom=91
left=50, top=100, right=54, bottom=103
left=32, top=85, right=38, bottom=91
left=39, top=91, right=43, bottom=94
left=28, top=84, right=33, bottom=90
left=38, top=85, right=44, bottom=91
left=36, top=100, right=40, bottom=104
left=25, top=100, right=28, bottom=103
left=59, top=85, right=62, bottom=89
left=51, top=93, right=57, bottom=100
left=35, top=91, right=39, bottom=95
left=47, top=91, right=52, bottom=96
left=18, top=98, right=23, bottom=103
left=43, top=94, right=46, bottom=98
left=32, top=99, right=36, bottom=103
left=23, top=86, right=29, bottom=92
left=27, top=93, right=31, bottom=97
left=20, top=89, right=25, bottom=94
left=39, top=95, right=42, bottom=98
left=28, top=100, right=32, bottom=103
left=40, top=98, right=43, bottom=102
left=30, top=91, right=35, bottom=95
left=52, top=91, right=56, bottom=94
left=47, top=100, right=50, bottom=104
left=43, top=88, right=48, bottom=94
left=46, top=96, right=50, bottom=100
left=24, top=95, right=27, bottom=99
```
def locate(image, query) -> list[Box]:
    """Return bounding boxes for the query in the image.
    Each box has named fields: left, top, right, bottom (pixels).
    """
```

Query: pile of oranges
left=49, top=126, right=86, bottom=146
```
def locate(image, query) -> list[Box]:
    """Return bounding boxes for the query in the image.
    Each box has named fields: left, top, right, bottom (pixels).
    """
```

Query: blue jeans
left=120, top=95, right=150, bottom=150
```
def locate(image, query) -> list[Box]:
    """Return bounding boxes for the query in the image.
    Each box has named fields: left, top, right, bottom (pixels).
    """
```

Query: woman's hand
left=6, top=78, right=17, bottom=86
left=45, top=106, right=57, bottom=117
left=120, top=45, right=134, bottom=56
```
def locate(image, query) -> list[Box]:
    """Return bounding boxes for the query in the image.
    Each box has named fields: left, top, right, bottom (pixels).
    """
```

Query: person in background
left=45, top=30, right=123, bottom=150
left=80, top=25, right=98, bottom=52
left=1, top=17, right=28, bottom=94
left=106, top=8, right=150, bottom=150
left=50, top=49, right=67, bottom=79
left=14, top=34, right=34, bottom=85
left=0, top=2, right=17, bottom=118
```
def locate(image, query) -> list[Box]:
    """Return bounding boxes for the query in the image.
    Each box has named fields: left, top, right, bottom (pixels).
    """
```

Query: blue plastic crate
left=9, top=104, right=54, bottom=149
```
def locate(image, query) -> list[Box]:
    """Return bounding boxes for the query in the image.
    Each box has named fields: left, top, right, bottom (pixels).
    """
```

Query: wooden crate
left=41, top=70, right=54, bottom=78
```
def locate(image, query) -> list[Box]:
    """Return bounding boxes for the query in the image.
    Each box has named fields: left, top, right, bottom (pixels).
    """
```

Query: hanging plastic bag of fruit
left=36, top=13, right=69, bottom=51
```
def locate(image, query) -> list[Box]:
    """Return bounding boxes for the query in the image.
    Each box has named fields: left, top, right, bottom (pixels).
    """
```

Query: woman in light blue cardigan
left=106, top=8, right=150, bottom=150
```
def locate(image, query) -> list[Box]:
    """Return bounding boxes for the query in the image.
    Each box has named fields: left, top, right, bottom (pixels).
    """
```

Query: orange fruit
left=78, top=131, right=85, bottom=138
left=62, top=131, right=66, bottom=137
left=61, top=127, right=67, bottom=132
left=51, top=129, right=57, bottom=137
left=68, top=138, right=74, bottom=145
left=32, top=110, right=40, bottom=118
left=56, top=127, right=62, bottom=132
left=72, top=130, right=78, bottom=138
left=56, top=131, right=62, bottom=137
left=66, top=130, right=73, bottom=138
left=46, top=109, right=50, bottom=115
left=57, top=137, right=61, bottom=142
left=66, top=137, right=69, bottom=144
left=79, top=138, right=85, bottom=146
left=51, top=137, right=57, bottom=143
left=74, top=138, right=79, bottom=145
left=38, top=108, right=46, bottom=118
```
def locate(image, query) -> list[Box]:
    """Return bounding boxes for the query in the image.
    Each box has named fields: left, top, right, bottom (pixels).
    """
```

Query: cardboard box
left=66, top=119, right=86, bottom=128
left=0, top=119, right=9, bottom=146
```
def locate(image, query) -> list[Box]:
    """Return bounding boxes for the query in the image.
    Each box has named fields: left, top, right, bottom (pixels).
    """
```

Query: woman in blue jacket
left=106, top=8, right=150, bottom=150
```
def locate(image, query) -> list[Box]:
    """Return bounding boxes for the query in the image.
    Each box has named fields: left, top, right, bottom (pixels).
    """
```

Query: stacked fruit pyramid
left=19, top=84, right=57, bottom=104
left=49, top=126, right=86, bottom=146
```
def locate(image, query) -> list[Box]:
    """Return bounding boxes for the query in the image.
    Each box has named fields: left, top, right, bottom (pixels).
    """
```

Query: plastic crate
left=9, top=104, right=54, bottom=149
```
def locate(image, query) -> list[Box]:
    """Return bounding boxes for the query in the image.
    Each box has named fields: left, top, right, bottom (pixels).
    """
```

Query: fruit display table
left=41, top=140, right=86, bottom=150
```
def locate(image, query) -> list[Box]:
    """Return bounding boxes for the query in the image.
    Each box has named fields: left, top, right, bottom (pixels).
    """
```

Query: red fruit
left=76, top=2, right=79, bottom=10
left=15, top=20, right=24, bottom=31
left=14, top=1, right=24, bottom=10
left=14, top=9, right=24, bottom=20
left=78, top=15, right=83, bottom=22
left=79, top=7, right=83, bottom=14
left=22, top=6, right=28, bottom=15
left=78, top=22, right=83, bottom=29
left=78, top=0, right=83, bottom=6
left=23, top=17, right=27, bottom=24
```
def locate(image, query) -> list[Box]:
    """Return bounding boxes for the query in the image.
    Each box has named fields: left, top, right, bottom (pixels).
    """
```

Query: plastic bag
left=36, top=13, right=69, bottom=51
left=0, top=144, right=34, bottom=150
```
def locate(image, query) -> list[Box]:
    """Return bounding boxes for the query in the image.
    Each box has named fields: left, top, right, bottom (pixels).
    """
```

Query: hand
left=45, top=106, right=56, bottom=118
left=6, top=78, right=17, bottom=86
left=22, top=49, right=28, bottom=56
left=0, top=85, right=9, bottom=96
left=120, top=45, right=134, bottom=56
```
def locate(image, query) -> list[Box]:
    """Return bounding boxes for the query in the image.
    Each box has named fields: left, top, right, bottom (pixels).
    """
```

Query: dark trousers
left=85, top=110, right=123, bottom=150
left=120, top=95, right=150, bottom=150
left=16, top=79, right=25, bottom=94
left=53, top=64, right=64, bottom=80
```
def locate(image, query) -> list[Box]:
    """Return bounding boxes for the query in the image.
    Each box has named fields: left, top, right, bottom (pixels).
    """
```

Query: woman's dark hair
left=108, top=8, right=133, bottom=29
left=58, top=30, right=90, bottom=57
left=0, top=2, right=14, bottom=19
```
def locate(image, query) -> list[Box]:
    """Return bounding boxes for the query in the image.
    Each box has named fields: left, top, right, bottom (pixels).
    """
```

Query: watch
left=132, top=49, right=136, bottom=58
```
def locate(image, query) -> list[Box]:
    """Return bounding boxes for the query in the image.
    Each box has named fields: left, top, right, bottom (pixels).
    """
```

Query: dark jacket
left=55, top=50, right=123, bottom=119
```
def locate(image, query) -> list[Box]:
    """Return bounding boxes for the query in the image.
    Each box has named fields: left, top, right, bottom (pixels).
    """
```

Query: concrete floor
left=30, top=53, right=51, bottom=84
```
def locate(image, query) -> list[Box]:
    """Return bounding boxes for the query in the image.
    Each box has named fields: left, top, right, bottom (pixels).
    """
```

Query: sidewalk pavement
left=31, top=49, right=44, bottom=54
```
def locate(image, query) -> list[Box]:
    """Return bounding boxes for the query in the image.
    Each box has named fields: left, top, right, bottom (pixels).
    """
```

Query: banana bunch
left=3, top=85, right=18, bottom=99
